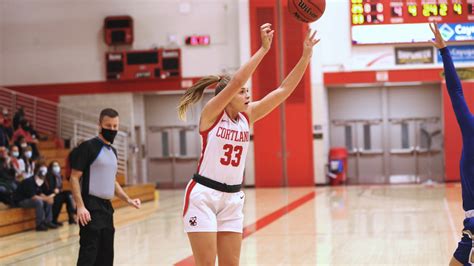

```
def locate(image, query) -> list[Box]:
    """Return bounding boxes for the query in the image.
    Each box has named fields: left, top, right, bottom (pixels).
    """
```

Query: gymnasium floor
left=0, top=183, right=463, bottom=265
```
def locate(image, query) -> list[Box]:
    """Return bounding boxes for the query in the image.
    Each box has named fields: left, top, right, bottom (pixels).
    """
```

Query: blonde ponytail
left=178, top=75, right=220, bottom=120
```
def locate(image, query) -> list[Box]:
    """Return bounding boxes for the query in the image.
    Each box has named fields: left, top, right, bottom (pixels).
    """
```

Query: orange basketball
left=288, top=0, right=326, bottom=23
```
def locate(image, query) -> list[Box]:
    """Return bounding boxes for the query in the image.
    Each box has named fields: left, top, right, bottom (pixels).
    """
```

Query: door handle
left=390, top=146, right=415, bottom=155
left=359, top=149, right=383, bottom=155
left=348, top=148, right=358, bottom=155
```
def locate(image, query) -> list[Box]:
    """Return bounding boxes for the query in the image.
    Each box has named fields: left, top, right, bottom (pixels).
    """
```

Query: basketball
left=288, top=0, right=326, bottom=23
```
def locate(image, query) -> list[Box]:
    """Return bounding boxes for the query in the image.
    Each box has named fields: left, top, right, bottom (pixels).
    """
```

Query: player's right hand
left=302, top=29, right=320, bottom=58
left=77, top=206, right=91, bottom=226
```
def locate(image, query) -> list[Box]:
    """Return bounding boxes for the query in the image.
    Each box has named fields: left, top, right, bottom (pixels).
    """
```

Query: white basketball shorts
left=182, top=179, right=245, bottom=233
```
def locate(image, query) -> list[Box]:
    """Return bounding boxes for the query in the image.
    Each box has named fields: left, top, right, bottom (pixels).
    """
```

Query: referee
left=71, top=108, right=141, bottom=266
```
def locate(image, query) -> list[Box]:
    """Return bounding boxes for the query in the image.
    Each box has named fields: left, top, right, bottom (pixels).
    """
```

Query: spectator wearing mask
left=15, top=136, right=28, bottom=156
left=10, top=145, right=25, bottom=181
left=0, top=147, right=15, bottom=178
left=46, top=161, right=76, bottom=226
left=22, top=146, right=35, bottom=179
left=13, top=161, right=58, bottom=231
left=12, top=120, right=39, bottom=159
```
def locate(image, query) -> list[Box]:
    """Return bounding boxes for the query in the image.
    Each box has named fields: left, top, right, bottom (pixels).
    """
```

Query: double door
left=328, top=85, right=443, bottom=184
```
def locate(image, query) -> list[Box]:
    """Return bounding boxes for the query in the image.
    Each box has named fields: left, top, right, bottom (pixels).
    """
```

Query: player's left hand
left=429, top=22, right=447, bottom=49
left=128, top=198, right=141, bottom=209
left=302, top=28, right=320, bottom=58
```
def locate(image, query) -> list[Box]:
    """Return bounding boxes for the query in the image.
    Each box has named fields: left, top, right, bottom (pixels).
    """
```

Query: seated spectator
left=12, top=120, right=39, bottom=159
left=0, top=147, right=16, bottom=178
left=13, top=107, right=24, bottom=131
left=9, top=145, right=26, bottom=182
left=45, top=161, right=76, bottom=226
left=13, top=161, right=58, bottom=231
left=0, top=156, right=16, bottom=205
left=2, top=108, right=13, bottom=139
left=22, top=146, right=35, bottom=179
left=15, top=135, right=28, bottom=156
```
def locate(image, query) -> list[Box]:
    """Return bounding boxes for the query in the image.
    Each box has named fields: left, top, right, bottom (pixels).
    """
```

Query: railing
left=0, top=87, right=129, bottom=139
left=73, top=120, right=128, bottom=176
left=0, top=87, right=58, bottom=135
left=0, top=87, right=131, bottom=179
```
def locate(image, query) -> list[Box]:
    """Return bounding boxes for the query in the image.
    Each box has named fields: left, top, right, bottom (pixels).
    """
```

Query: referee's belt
left=192, top=174, right=241, bottom=193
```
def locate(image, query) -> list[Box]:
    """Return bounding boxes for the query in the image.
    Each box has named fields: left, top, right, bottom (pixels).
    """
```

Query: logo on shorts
left=189, top=216, right=197, bottom=226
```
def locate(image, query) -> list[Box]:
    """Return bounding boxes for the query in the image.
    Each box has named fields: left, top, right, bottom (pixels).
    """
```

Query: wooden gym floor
left=0, top=184, right=464, bottom=265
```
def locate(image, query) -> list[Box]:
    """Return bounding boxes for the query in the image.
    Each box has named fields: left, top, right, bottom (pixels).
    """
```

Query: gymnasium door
left=328, top=85, right=444, bottom=184
left=145, top=93, right=209, bottom=188
left=329, top=87, right=385, bottom=184
left=387, top=85, right=443, bottom=183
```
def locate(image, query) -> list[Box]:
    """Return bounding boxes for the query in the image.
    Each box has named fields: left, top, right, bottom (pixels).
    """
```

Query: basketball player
left=177, top=23, right=319, bottom=265
left=430, top=23, right=474, bottom=266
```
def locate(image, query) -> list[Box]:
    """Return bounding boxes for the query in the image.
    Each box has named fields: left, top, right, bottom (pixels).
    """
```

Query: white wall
left=310, top=1, right=349, bottom=184
left=1, top=0, right=240, bottom=85
left=133, top=94, right=147, bottom=183
left=60, top=93, right=135, bottom=130
left=237, top=0, right=255, bottom=186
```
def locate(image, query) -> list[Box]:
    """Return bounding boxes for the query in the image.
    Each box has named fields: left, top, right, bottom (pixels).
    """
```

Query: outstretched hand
left=260, top=23, right=274, bottom=51
left=303, top=29, right=320, bottom=58
left=429, top=22, right=447, bottom=49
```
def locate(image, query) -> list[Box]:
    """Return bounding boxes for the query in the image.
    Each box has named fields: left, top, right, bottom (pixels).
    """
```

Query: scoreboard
left=350, top=0, right=474, bottom=44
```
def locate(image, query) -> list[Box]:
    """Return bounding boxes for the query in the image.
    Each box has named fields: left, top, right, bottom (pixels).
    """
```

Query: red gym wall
left=443, top=81, right=474, bottom=182
left=249, top=0, right=314, bottom=187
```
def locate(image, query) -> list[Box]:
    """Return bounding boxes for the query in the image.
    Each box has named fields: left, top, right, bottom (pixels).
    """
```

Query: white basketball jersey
left=197, top=111, right=250, bottom=185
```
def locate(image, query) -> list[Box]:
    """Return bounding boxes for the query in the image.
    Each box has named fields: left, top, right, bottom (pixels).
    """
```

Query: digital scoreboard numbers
left=351, top=0, right=385, bottom=25
left=351, top=0, right=474, bottom=44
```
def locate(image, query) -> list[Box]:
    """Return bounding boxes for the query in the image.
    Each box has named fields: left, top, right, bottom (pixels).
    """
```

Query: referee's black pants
left=77, top=195, right=115, bottom=266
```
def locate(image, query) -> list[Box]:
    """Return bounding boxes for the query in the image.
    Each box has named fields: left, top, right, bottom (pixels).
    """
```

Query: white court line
left=443, top=198, right=459, bottom=243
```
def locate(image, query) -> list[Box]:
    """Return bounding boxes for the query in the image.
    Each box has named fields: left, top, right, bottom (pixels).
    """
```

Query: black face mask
left=101, top=128, right=118, bottom=144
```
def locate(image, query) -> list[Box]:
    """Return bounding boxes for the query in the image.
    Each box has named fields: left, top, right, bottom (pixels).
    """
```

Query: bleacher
left=0, top=139, right=156, bottom=237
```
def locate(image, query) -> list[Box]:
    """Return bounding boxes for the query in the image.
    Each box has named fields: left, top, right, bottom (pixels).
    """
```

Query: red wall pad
left=250, top=0, right=314, bottom=187
left=282, top=8, right=314, bottom=186
left=443, top=81, right=474, bottom=182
